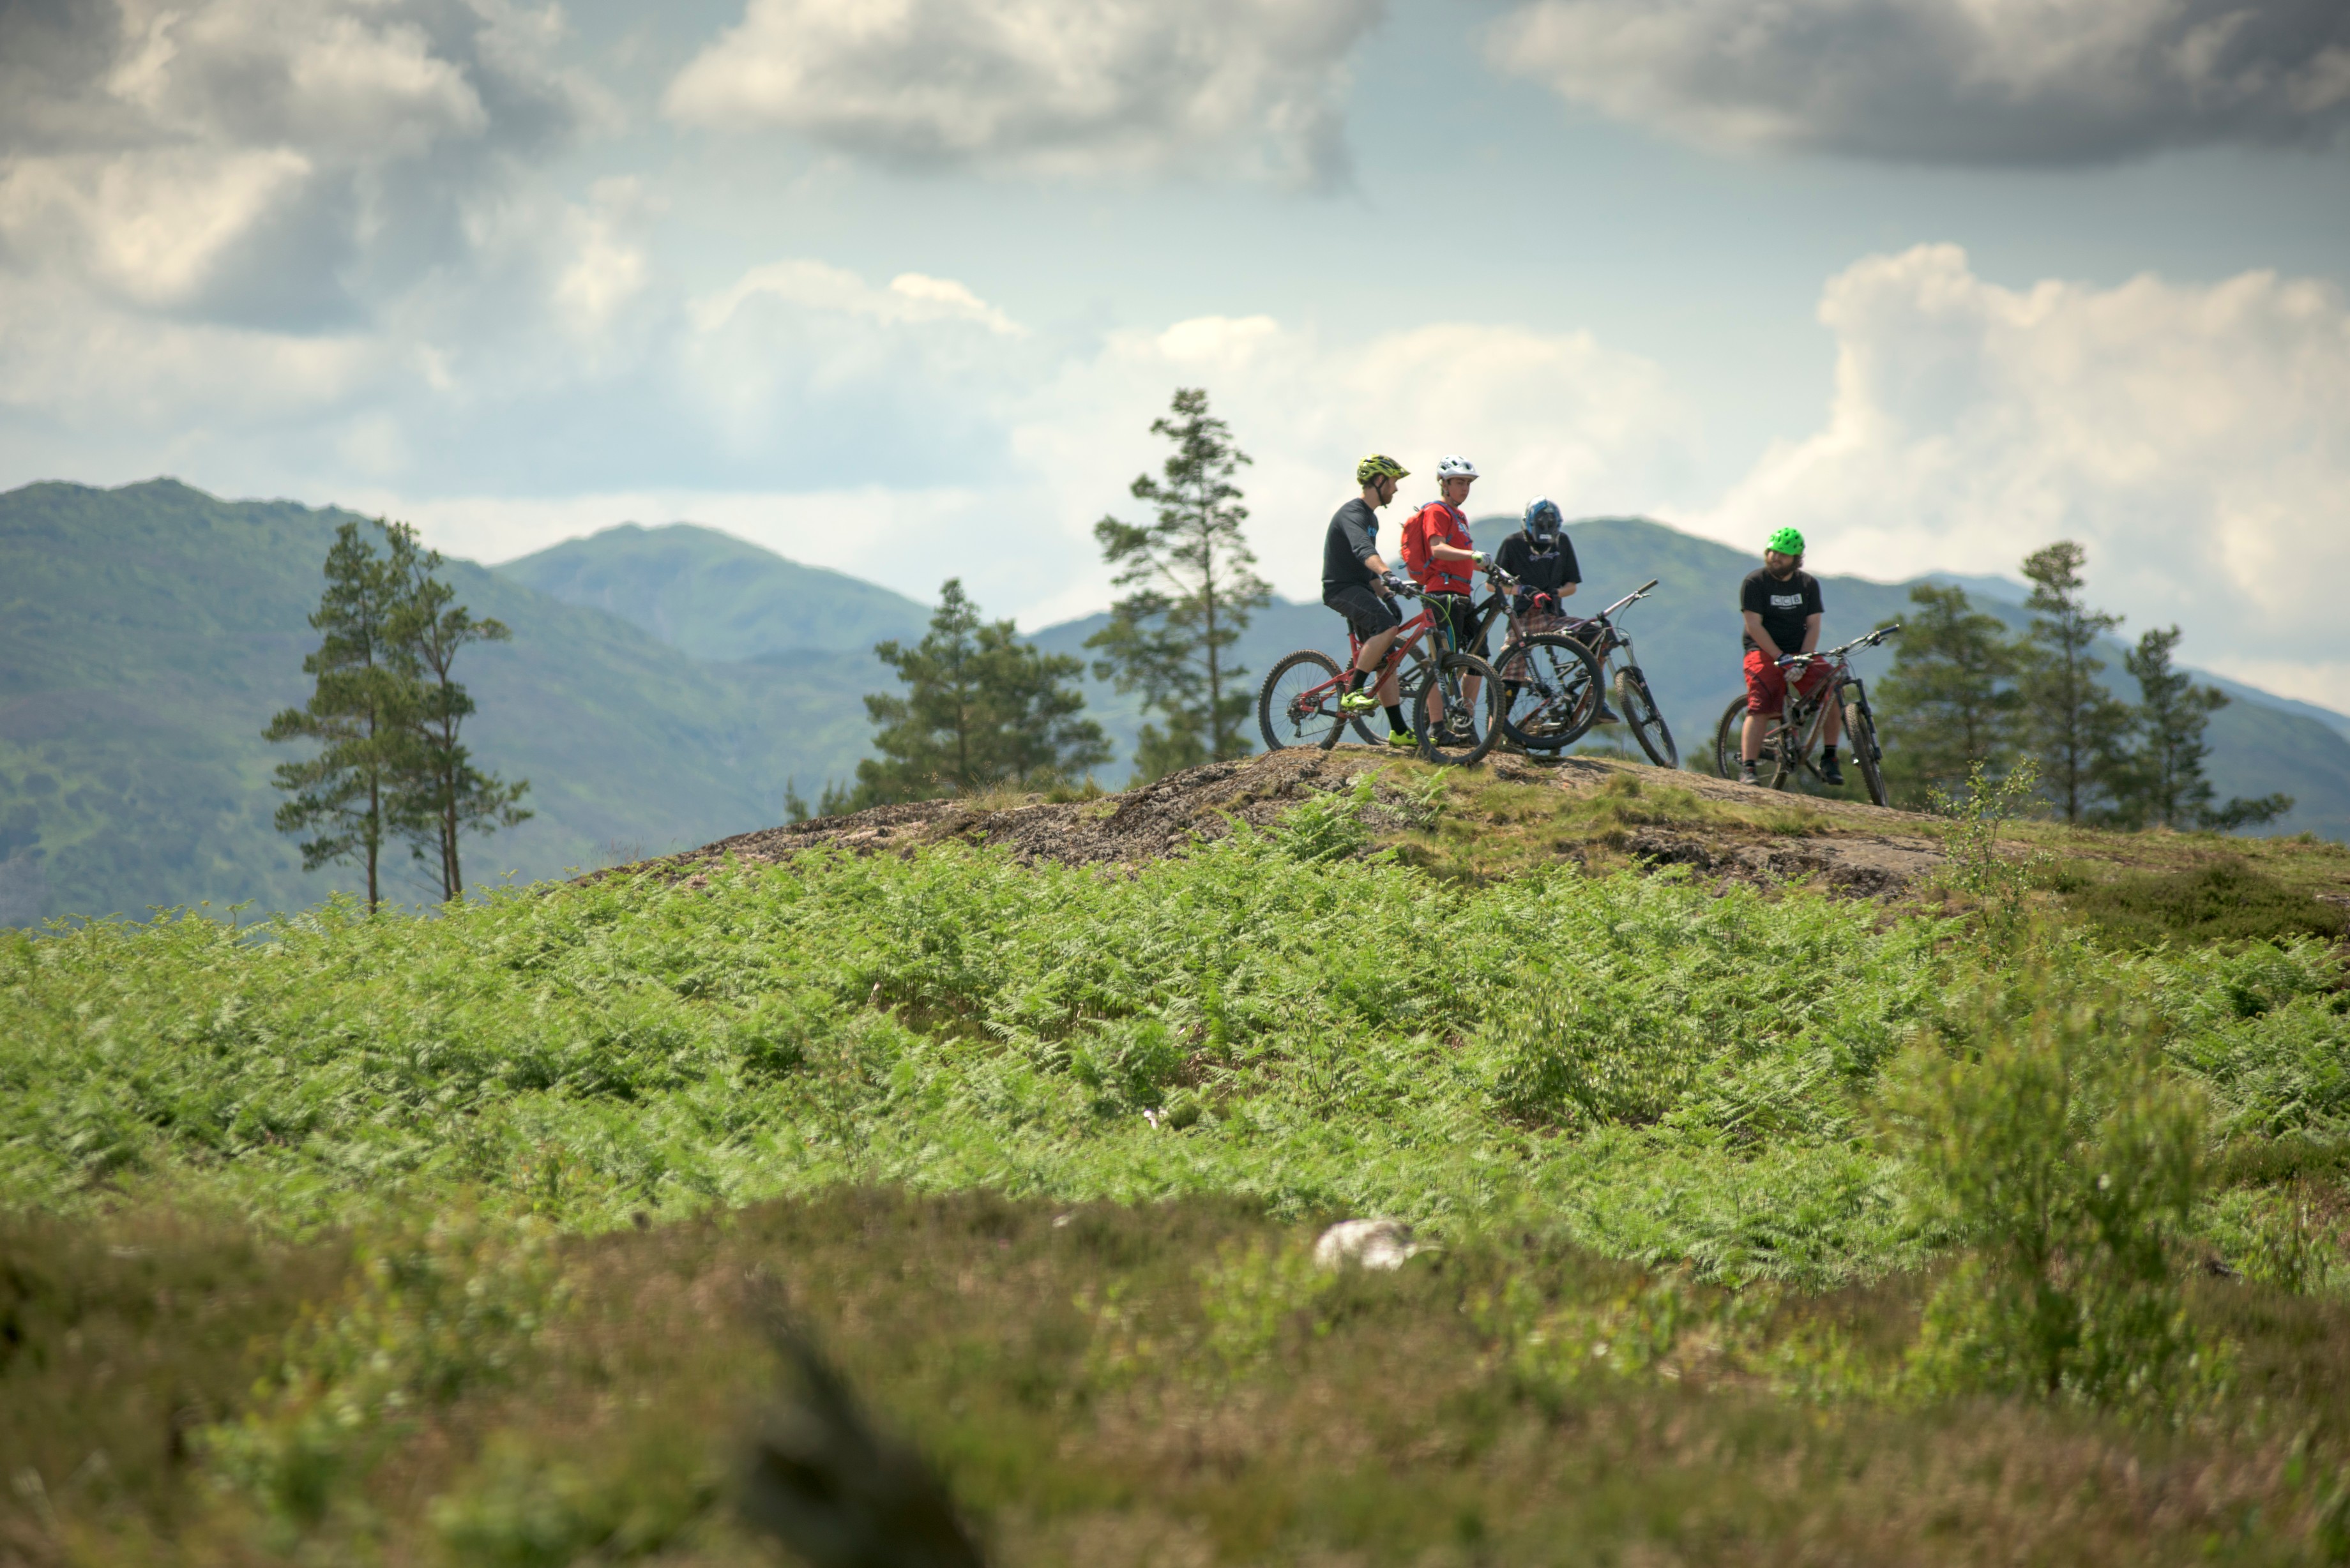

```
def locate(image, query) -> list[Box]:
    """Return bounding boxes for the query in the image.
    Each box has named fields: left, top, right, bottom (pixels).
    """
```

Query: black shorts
left=1323, top=583, right=1400, bottom=640
left=1426, top=594, right=1489, bottom=658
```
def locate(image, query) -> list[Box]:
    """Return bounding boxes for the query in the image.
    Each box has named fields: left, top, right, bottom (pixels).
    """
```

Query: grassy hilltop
left=5, top=480, right=2347, bottom=926
left=6, top=752, right=2350, bottom=1564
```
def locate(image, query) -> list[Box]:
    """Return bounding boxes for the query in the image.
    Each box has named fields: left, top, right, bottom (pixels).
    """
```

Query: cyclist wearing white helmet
left=1400, top=456, right=1490, bottom=718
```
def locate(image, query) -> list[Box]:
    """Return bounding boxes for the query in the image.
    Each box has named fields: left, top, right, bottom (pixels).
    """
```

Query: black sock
left=1349, top=667, right=1370, bottom=691
left=1821, top=746, right=1837, bottom=762
left=1386, top=705, right=1407, bottom=733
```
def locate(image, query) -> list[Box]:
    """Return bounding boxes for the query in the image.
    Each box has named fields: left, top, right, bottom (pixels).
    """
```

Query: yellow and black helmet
left=1355, top=453, right=1409, bottom=486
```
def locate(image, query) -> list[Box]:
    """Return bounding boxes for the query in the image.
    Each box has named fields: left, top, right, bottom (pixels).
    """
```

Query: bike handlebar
left=1599, top=578, right=1661, bottom=619
left=1776, top=622, right=1902, bottom=668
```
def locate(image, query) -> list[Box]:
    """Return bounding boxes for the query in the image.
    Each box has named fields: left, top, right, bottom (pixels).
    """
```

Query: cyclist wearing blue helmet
left=1494, top=497, right=1580, bottom=626
left=1496, top=497, right=1617, bottom=725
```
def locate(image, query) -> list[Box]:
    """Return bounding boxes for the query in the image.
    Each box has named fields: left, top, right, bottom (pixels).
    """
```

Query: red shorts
left=1745, top=648, right=1833, bottom=714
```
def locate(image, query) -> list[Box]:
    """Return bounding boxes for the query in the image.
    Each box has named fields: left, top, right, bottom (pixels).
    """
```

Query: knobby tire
left=1615, top=668, right=1677, bottom=769
left=1496, top=633, right=1603, bottom=751
left=1414, top=651, right=1505, bottom=767
left=1845, top=693, right=1889, bottom=808
left=1258, top=649, right=1373, bottom=751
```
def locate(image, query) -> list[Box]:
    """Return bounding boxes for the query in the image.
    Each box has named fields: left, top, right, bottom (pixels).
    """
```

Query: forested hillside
left=0, top=483, right=879, bottom=922
left=4, top=480, right=2346, bottom=926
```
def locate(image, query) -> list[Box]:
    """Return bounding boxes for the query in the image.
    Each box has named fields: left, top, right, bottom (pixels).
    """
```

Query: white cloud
left=0, top=147, right=313, bottom=308
left=692, top=261, right=1023, bottom=336
left=1698, top=244, right=2350, bottom=698
left=0, top=0, right=591, bottom=328
left=663, top=0, right=1383, bottom=184
left=1486, top=0, right=2350, bottom=163
left=1012, top=310, right=1697, bottom=619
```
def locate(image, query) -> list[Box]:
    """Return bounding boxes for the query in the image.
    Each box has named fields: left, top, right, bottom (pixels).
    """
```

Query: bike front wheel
left=1615, top=668, right=1678, bottom=769
left=1258, top=650, right=1372, bottom=751
left=1496, top=633, right=1603, bottom=751
left=1844, top=692, right=1889, bottom=807
left=1413, top=651, right=1505, bottom=766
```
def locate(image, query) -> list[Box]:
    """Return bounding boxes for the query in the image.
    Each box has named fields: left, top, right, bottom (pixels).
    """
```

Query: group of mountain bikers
left=1322, top=452, right=1842, bottom=785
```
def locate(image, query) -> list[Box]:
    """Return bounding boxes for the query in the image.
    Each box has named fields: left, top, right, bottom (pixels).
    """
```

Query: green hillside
left=497, top=522, right=931, bottom=661
left=0, top=481, right=881, bottom=924
left=3, top=481, right=2344, bottom=927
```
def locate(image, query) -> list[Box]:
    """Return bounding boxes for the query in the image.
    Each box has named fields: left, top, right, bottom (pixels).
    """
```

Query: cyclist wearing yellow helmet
left=1324, top=454, right=1414, bottom=746
left=1738, top=526, right=1842, bottom=786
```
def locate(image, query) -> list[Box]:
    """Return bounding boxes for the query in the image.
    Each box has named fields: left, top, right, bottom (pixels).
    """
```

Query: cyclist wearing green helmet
left=1324, top=454, right=1414, bottom=746
left=1738, top=525, right=1843, bottom=786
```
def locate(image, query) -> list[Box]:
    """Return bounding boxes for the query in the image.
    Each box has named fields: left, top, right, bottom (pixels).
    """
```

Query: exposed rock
left=1312, top=1219, right=1425, bottom=1272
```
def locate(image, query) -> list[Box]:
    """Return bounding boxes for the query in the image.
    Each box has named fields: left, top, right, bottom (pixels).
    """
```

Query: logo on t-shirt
left=1770, top=594, right=1805, bottom=609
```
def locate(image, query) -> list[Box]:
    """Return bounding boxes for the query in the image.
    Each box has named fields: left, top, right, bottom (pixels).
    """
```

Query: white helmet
left=1434, top=454, right=1478, bottom=480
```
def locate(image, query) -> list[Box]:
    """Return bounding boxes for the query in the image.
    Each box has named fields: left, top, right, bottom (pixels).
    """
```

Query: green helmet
left=1766, top=527, right=1806, bottom=555
left=1356, top=453, right=1410, bottom=486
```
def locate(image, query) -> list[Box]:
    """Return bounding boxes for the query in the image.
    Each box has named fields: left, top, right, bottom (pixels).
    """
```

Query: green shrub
left=197, top=1212, right=569, bottom=1531
left=1892, top=986, right=2226, bottom=1413
left=2070, top=857, right=2349, bottom=949
left=1271, top=774, right=1379, bottom=864
left=430, top=1428, right=721, bottom=1568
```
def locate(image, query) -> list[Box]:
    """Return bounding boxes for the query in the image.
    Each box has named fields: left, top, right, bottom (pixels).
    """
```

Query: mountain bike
left=1556, top=579, right=1677, bottom=768
left=1255, top=578, right=1505, bottom=765
left=1711, top=624, right=1900, bottom=806
left=1430, top=562, right=1607, bottom=754
left=1257, top=594, right=1431, bottom=751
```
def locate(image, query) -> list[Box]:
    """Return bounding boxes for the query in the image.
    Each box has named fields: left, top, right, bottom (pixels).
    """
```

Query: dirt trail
left=1536, top=755, right=1948, bottom=898
left=644, top=748, right=1952, bottom=898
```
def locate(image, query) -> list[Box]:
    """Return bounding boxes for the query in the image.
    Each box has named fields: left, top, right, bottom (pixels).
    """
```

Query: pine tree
left=383, top=524, right=531, bottom=901
left=1088, top=388, right=1271, bottom=779
left=844, top=580, right=1110, bottom=808
left=264, top=521, right=420, bottom=912
left=1874, top=583, right=2021, bottom=808
left=2016, top=541, right=2134, bottom=824
left=2118, top=626, right=2293, bottom=832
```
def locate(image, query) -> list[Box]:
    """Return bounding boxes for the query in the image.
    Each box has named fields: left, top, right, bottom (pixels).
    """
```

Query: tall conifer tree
left=842, top=580, right=1109, bottom=808
left=264, top=522, right=418, bottom=912
left=2016, top=541, right=2134, bottom=824
left=383, top=524, right=531, bottom=901
left=1088, top=388, right=1270, bottom=778
left=1874, top=582, right=2020, bottom=807
left=2116, top=626, right=2292, bottom=831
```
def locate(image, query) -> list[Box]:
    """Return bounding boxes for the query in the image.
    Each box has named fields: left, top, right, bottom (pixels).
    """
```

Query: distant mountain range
left=3, top=478, right=2346, bottom=926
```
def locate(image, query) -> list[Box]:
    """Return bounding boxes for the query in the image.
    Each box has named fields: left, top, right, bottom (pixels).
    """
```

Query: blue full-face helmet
left=1523, top=497, right=1563, bottom=543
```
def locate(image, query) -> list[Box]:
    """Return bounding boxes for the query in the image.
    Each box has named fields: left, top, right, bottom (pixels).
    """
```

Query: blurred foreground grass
left=6, top=812, right=2350, bottom=1561
left=14, top=1188, right=2350, bottom=1565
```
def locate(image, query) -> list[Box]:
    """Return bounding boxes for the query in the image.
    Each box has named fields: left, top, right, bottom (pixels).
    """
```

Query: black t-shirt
left=1741, top=568, right=1822, bottom=655
left=1495, top=530, right=1580, bottom=596
left=1322, top=498, right=1384, bottom=595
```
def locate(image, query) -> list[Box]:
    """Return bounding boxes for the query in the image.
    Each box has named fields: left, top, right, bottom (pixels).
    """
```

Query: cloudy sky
left=3, top=0, right=2347, bottom=700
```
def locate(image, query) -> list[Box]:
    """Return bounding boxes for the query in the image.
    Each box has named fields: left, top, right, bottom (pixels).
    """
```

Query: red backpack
left=1400, top=504, right=1468, bottom=592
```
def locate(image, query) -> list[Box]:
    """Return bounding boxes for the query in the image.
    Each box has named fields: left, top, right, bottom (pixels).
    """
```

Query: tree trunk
left=1202, top=516, right=1221, bottom=758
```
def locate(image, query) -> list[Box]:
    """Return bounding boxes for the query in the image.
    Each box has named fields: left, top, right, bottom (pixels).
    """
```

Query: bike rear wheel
left=1496, top=633, right=1602, bottom=751
left=1259, top=649, right=1370, bottom=750
left=1413, top=652, right=1505, bottom=766
left=1712, top=697, right=1749, bottom=780
left=1844, top=692, right=1889, bottom=807
left=1614, top=668, right=1678, bottom=769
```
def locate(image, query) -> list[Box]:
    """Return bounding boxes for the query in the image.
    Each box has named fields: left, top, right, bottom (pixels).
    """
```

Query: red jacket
left=1402, top=502, right=1475, bottom=596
